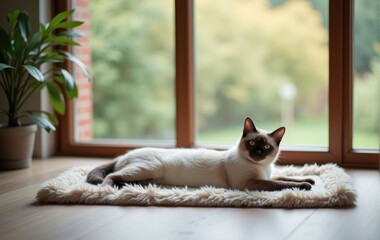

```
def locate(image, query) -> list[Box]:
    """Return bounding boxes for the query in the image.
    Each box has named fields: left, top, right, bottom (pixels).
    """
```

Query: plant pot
left=0, top=124, right=37, bottom=170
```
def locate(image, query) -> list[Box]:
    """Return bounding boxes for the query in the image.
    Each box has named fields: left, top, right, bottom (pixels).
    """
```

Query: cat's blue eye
left=249, top=140, right=255, bottom=146
left=264, top=144, right=271, bottom=150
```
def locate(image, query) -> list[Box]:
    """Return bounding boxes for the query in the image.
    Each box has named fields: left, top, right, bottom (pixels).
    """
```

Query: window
left=352, top=0, right=379, bottom=150
left=72, top=0, right=175, bottom=144
left=195, top=0, right=329, bottom=147
left=57, top=0, right=378, bottom=168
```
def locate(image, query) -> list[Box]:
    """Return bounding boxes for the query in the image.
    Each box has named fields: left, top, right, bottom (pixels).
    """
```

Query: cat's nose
left=255, top=150, right=262, bottom=156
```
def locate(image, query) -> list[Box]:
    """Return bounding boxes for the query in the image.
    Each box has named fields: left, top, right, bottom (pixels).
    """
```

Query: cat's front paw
left=304, top=178, right=315, bottom=185
left=86, top=174, right=104, bottom=185
left=101, top=176, right=114, bottom=186
left=299, top=182, right=313, bottom=191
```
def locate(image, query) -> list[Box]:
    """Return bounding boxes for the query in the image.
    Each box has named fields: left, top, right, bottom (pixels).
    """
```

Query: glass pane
left=72, top=0, right=175, bottom=142
left=195, top=0, right=329, bottom=146
left=352, top=0, right=380, bottom=150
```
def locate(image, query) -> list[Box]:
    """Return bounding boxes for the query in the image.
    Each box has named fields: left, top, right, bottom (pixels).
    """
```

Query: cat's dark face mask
left=245, top=137, right=274, bottom=161
left=241, top=117, right=286, bottom=163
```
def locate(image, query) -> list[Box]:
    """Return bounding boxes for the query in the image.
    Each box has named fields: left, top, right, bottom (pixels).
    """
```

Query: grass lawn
left=197, top=117, right=379, bottom=149
left=353, top=131, right=380, bottom=150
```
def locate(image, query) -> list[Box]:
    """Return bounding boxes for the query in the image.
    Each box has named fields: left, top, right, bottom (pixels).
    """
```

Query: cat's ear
left=270, top=127, right=286, bottom=145
left=243, top=117, right=257, bottom=137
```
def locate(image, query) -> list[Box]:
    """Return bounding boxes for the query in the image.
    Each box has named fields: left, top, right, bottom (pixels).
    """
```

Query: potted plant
left=0, top=9, right=89, bottom=169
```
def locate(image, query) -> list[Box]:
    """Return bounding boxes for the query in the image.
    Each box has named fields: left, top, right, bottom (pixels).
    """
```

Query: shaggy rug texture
left=36, top=164, right=357, bottom=208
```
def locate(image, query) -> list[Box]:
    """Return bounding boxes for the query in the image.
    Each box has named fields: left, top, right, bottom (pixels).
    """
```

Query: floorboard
left=286, top=170, right=380, bottom=240
left=0, top=157, right=379, bottom=240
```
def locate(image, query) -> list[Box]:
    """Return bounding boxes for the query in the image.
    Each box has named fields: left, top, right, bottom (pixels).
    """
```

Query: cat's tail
left=86, top=160, right=116, bottom=185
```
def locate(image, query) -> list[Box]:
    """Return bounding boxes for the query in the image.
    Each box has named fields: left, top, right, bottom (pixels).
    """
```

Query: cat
left=86, top=117, right=314, bottom=191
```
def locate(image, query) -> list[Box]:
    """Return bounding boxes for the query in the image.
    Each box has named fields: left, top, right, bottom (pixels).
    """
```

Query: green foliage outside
left=352, top=0, right=380, bottom=149
left=198, top=117, right=328, bottom=146
left=353, top=61, right=380, bottom=149
left=199, top=116, right=379, bottom=149
left=89, top=0, right=174, bottom=139
left=195, top=0, right=328, bottom=131
left=86, top=0, right=379, bottom=148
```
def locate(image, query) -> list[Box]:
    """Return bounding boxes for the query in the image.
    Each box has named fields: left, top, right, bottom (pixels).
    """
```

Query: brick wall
left=73, top=0, right=93, bottom=140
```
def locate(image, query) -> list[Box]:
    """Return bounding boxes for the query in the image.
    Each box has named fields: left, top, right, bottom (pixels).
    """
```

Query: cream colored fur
left=109, top=143, right=276, bottom=190
left=102, top=122, right=283, bottom=190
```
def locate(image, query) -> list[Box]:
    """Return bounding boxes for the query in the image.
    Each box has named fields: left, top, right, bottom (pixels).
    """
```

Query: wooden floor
left=0, top=157, right=379, bottom=240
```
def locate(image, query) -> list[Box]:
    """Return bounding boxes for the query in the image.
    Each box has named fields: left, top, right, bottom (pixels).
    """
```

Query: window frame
left=55, top=0, right=378, bottom=168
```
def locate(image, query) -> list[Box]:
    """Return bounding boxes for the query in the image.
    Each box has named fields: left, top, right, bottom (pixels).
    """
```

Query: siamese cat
left=87, top=117, right=314, bottom=191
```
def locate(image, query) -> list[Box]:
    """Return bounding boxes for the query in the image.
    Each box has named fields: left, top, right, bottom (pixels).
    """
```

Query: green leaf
left=57, top=30, right=84, bottom=38
left=0, top=27, right=13, bottom=55
left=56, top=21, right=83, bottom=29
left=67, top=82, right=78, bottom=99
left=60, top=69, right=75, bottom=90
left=28, top=112, right=56, bottom=132
left=62, top=51, right=91, bottom=80
left=28, top=32, right=42, bottom=52
left=6, top=10, right=20, bottom=32
left=23, top=65, right=44, bottom=82
left=17, top=11, right=31, bottom=42
left=39, top=23, right=47, bottom=36
left=46, top=82, right=65, bottom=115
left=27, top=110, right=58, bottom=125
left=0, top=63, right=14, bottom=71
left=44, top=112, right=58, bottom=126
left=49, top=10, right=75, bottom=30
left=54, top=74, right=78, bottom=99
left=13, top=29, right=26, bottom=59
left=48, top=36, right=80, bottom=46
left=34, top=52, right=64, bottom=65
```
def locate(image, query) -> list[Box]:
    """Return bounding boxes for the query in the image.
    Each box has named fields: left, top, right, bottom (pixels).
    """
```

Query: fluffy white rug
left=36, top=164, right=357, bottom=208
